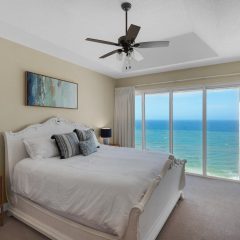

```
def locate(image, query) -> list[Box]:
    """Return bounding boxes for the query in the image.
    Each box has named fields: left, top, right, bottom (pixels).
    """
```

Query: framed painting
left=26, top=72, right=78, bottom=109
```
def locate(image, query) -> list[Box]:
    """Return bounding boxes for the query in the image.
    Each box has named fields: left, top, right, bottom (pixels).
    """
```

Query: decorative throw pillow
left=51, top=132, right=80, bottom=159
left=23, top=137, right=59, bottom=159
left=74, top=128, right=100, bottom=148
left=74, top=128, right=92, bottom=141
left=79, top=138, right=97, bottom=156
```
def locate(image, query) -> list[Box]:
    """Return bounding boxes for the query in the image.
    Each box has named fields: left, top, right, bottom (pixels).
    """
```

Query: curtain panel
left=114, top=87, right=135, bottom=147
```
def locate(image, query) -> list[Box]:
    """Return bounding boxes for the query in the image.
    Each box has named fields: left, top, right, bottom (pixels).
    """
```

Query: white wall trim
left=186, top=173, right=240, bottom=183
left=135, top=72, right=240, bottom=88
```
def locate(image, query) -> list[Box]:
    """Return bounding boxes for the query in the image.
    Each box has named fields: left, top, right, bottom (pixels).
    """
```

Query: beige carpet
left=157, top=175, right=240, bottom=240
left=0, top=175, right=240, bottom=240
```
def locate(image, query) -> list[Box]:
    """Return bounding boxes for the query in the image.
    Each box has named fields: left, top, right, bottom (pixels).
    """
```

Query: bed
left=3, top=117, right=186, bottom=240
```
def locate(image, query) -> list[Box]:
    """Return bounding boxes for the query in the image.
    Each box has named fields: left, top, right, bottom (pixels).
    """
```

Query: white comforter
left=13, top=145, right=173, bottom=238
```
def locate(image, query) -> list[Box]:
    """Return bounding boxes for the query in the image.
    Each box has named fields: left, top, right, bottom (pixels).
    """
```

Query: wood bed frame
left=3, top=117, right=184, bottom=240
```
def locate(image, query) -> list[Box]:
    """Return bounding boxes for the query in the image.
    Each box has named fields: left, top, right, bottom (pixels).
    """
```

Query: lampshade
left=100, top=128, right=112, bottom=138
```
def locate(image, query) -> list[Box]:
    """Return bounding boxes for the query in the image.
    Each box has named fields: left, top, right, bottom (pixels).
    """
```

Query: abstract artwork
left=26, top=72, right=78, bottom=109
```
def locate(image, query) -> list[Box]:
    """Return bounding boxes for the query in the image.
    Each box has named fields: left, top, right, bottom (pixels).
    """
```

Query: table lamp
left=100, top=128, right=112, bottom=145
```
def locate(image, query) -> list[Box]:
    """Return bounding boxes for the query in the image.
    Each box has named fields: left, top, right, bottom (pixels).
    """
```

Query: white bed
left=3, top=117, right=186, bottom=240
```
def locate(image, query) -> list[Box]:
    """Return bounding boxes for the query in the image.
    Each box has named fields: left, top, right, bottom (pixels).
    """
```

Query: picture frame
left=26, top=71, right=78, bottom=109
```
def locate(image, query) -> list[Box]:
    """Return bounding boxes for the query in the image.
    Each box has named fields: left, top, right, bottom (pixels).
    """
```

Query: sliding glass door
left=135, top=86, right=240, bottom=181
left=145, top=93, right=169, bottom=152
left=207, top=88, right=239, bottom=179
left=173, top=91, right=203, bottom=174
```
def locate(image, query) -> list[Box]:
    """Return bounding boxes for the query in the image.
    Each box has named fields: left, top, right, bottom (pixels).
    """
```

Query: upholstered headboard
left=3, top=117, right=88, bottom=196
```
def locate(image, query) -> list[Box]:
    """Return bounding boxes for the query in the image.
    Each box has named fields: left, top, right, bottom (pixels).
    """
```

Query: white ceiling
left=0, top=0, right=240, bottom=78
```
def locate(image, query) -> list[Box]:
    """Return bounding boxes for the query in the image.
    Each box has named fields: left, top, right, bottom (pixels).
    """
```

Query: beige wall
left=116, top=62, right=240, bottom=90
left=0, top=37, right=115, bottom=178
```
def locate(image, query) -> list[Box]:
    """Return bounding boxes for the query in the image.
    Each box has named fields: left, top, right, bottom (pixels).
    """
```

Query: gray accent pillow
left=79, top=138, right=97, bottom=156
left=51, top=132, right=80, bottom=159
left=74, top=128, right=93, bottom=141
left=74, top=129, right=100, bottom=148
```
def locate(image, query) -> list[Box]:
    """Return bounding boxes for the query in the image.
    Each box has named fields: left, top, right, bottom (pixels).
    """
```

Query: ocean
left=135, top=120, right=240, bottom=180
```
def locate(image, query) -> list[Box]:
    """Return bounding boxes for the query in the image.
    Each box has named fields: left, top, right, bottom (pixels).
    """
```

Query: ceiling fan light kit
left=86, top=2, right=170, bottom=71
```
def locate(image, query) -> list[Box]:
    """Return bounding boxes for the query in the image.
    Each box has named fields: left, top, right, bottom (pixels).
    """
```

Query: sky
left=135, top=89, right=239, bottom=121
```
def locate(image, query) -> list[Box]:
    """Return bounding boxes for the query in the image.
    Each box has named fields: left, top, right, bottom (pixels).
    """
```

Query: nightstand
left=0, top=176, right=3, bottom=226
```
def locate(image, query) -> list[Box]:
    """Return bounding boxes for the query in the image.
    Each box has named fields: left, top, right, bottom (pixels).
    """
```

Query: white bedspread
left=13, top=145, right=173, bottom=238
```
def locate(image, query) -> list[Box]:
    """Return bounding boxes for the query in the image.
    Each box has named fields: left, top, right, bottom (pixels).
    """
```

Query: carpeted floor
left=157, top=175, right=240, bottom=240
left=0, top=175, right=240, bottom=240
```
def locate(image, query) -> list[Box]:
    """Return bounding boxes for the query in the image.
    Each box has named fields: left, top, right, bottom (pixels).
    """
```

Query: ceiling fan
left=86, top=2, right=170, bottom=70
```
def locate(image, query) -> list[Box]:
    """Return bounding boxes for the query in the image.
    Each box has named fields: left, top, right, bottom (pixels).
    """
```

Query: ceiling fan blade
left=134, top=41, right=169, bottom=48
left=99, top=49, right=122, bottom=59
left=86, top=38, right=119, bottom=46
left=126, top=24, right=141, bottom=42
left=133, top=50, right=144, bottom=62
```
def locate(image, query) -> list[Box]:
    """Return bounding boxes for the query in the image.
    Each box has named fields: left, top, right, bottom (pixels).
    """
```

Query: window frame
left=135, top=82, right=240, bottom=182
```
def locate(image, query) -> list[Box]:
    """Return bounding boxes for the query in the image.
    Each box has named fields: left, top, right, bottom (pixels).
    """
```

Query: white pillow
left=23, top=136, right=59, bottom=159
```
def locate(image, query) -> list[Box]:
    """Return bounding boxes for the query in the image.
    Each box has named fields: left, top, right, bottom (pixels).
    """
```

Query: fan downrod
left=121, top=2, right=131, bottom=12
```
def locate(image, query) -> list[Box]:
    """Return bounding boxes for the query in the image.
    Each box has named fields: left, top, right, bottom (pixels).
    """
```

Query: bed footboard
left=123, top=165, right=184, bottom=240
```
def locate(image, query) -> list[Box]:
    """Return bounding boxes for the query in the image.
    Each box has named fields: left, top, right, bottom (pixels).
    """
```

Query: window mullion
left=142, top=93, right=146, bottom=150
left=203, top=88, right=207, bottom=177
left=238, top=88, right=240, bottom=179
left=169, top=91, right=173, bottom=154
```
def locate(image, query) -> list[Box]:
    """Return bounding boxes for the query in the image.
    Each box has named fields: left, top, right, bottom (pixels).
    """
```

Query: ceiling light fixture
left=86, top=2, right=170, bottom=71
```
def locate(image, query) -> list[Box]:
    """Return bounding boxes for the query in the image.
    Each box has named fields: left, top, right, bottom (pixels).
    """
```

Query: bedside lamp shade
left=100, top=128, right=112, bottom=138
left=100, top=128, right=112, bottom=144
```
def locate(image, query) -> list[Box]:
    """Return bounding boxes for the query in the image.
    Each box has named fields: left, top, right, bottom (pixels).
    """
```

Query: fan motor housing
left=118, top=36, right=130, bottom=53
left=118, top=36, right=127, bottom=45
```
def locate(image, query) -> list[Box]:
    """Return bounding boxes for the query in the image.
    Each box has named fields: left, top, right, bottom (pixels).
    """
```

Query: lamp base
left=103, top=138, right=110, bottom=145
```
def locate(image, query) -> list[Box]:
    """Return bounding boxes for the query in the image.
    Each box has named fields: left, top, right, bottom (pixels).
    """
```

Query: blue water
left=135, top=120, right=239, bottom=180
